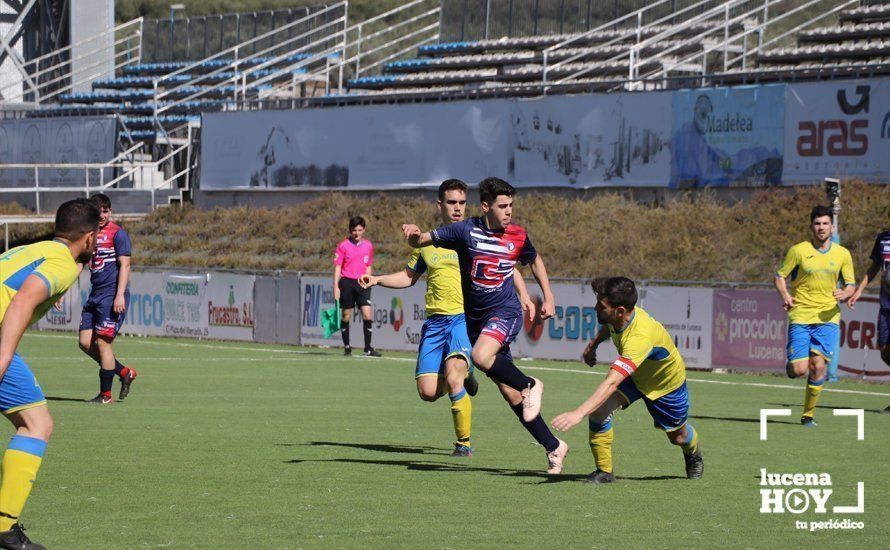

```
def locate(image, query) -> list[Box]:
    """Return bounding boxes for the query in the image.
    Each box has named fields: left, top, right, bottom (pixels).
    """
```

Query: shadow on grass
left=45, top=396, right=91, bottom=403
left=277, top=441, right=451, bottom=456
left=690, top=414, right=797, bottom=425
left=284, top=456, right=586, bottom=483
left=767, top=403, right=888, bottom=415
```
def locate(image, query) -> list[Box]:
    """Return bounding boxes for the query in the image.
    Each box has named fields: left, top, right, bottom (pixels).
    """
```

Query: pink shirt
left=334, top=238, right=374, bottom=279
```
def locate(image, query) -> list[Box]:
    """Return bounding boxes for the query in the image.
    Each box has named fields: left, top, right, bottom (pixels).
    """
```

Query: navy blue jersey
left=430, top=217, right=536, bottom=321
left=870, top=230, right=890, bottom=310
left=89, top=221, right=131, bottom=296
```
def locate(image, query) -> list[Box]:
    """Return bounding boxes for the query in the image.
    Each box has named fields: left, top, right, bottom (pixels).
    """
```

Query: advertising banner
left=783, top=78, right=890, bottom=184
left=513, top=281, right=617, bottom=362
left=508, top=92, right=672, bottom=187
left=299, top=275, right=426, bottom=352
left=206, top=273, right=255, bottom=341
left=711, top=289, right=787, bottom=372
left=671, top=84, right=784, bottom=187
left=641, top=286, right=714, bottom=370
left=201, top=102, right=510, bottom=190
left=163, top=273, right=209, bottom=338
left=121, top=271, right=167, bottom=336
left=837, top=295, right=890, bottom=378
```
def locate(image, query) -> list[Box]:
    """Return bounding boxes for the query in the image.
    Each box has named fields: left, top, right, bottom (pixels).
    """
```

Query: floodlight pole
left=824, top=177, right=842, bottom=382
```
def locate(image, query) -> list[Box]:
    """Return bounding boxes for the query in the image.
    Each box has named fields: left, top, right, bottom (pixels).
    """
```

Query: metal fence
left=141, top=5, right=343, bottom=63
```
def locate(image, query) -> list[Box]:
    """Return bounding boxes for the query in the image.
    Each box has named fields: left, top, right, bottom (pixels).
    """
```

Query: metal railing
left=0, top=18, right=143, bottom=105
left=150, top=2, right=347, bottom=121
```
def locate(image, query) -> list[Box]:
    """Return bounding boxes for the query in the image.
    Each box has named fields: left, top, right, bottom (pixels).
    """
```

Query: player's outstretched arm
left=528, top=255, right=556, bottom=319
left=551, top=369, right=625, bottom=431
left=361, top=269, right=420, bottom=290
left=402, top=224, right=434, bottom=248
left=0, top=276, right=48, bottom=380
left=849, top=260, right=881, bottom=309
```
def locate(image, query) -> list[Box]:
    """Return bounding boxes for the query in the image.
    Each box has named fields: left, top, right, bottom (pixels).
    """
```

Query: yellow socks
left=802, top=377, right=825, bottom=419
left=449, top=389, right=472, bottom=447
left=589, top=422, right=614, bottom=474
left=0, top=436, right=46, bottom=532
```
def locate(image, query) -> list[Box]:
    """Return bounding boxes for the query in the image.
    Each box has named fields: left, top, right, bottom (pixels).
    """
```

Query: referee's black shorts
left=338, top=277, right=371, bottom=309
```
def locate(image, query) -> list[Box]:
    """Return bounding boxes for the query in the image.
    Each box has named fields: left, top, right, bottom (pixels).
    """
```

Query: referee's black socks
left=363, top=320, right=373, bottom=351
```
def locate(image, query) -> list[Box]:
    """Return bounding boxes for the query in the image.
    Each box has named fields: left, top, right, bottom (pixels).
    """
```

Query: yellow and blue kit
left=776, top=241, right=855, bottom=362
left=407, top=245, right=472, bottom=378
left=0, top=240, right=79, bottom=413
left=605, top=307, right=689, bottom=432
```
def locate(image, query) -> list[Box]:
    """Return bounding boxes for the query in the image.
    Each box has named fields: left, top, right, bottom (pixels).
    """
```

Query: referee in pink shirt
left=333, top=216, right=381, bottom=357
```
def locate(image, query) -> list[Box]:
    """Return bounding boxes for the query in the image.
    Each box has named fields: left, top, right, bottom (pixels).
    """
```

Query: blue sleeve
left=518, top=234, right=537, bottom=265
left=430, top=220, right=466, bottom=250
left=114, top=228, right=132, bottom=257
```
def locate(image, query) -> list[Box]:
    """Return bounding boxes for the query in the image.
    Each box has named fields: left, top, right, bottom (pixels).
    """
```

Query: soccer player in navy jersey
left=403, top=177, right=569, bottom=474
left=78, top=194, right=137, bottom=404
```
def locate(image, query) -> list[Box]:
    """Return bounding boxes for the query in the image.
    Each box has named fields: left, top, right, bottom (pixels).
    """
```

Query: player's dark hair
left=55, top=198, right=100, bottom=241
left=479, top=177, right=515, bottom=204
left=810, top=205, right=832, bottom=223
left=438, top=179, right=468, bottom=201
left=349, top=216, right=366, bottom=230
left=596, top=276, right=638, bottom=310
left=90, top=193, right=112, bottom=210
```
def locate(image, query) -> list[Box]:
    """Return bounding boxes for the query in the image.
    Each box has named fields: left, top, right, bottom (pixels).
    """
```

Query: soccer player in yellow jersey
left=0, top=199, right=99, bottom=549
left=775, top=205, right=856, bottom=427
left=361, top=179, right=533, bottom=457
left=552, top=277, right=703, bottom=483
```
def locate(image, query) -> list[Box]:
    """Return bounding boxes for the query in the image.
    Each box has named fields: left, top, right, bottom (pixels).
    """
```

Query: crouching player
left=0, top=199, right=99, bottom=549
left=551, top=277, right=703, bottom=483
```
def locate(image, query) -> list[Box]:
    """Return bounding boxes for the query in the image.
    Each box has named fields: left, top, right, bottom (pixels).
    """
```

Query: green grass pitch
left=11, top=332, right=890, bottom=548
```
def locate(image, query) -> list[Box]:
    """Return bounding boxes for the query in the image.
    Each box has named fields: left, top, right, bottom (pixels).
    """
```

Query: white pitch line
left=23, top=333, right=890, bottom=397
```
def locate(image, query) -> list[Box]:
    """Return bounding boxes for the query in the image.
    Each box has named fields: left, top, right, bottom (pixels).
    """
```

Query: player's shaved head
left=596, top=277, right=638, bottom=310
left=55, top=198, right=100, bottom=241
left=479, top=177, right=515, bottom=205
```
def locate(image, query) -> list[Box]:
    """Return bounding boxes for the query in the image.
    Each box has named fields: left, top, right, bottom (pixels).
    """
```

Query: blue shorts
left=80, top=291, right=129, bottom=340
left=879, top=309, right=890, bottom=347
left=616, top=377, right=689, bottom=432
left=787, top=322, right=839, bottom=362
left=416, top=314, right=472, bottom=378
left=0, top=354, right=46, bottom=414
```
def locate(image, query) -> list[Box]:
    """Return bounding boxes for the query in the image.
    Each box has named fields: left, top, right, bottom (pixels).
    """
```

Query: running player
left=361, top=179, right=534, bottom=457
left=403, top=177, right=569, bottom=474
left=333, top=216, right=380, bottom=357
left=78, top=194, right=137, bottom=404
left=848, top=228, right=890, bottom=412
left=0, top=199, right=99, bottom=549
left=551, top=277, right=703, bottom=483
left=775, top=205, right=855, bottom=427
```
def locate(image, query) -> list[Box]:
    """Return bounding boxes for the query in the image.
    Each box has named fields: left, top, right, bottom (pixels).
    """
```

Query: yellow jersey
left=406, top=244, right=463, bottom=316
left=608, top=307, right=686, bottom=400
left=0, top=240, right=80, bottom=325
left=776, top=241, right=855, bottom=325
